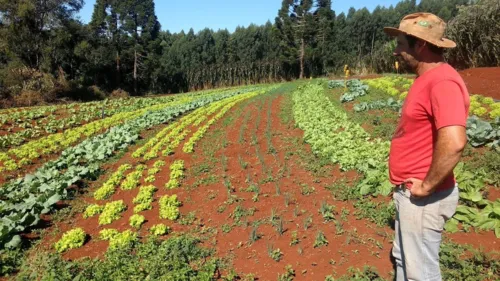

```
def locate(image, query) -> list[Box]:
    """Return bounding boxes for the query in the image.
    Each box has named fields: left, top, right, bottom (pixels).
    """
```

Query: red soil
left=459, top=67, right=500, bottom=100
left=179, top=94, right=394, bottom=280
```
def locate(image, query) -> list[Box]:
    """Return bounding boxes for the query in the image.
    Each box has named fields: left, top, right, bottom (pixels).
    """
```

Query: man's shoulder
left=420, top=64, right=465, bottom=89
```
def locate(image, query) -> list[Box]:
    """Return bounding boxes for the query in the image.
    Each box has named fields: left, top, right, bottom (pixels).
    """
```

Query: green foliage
left=440, top=242, right=500, bottom=280
left=319, top=201, right=337, bottom=222
left=99, top=200, right=127, bottom=225
left=99, top=229, right=119, bottom=241
left=83, top=204, right=104, bottom=219
left=15, top=235, right=218, bottom=280
left=165, top=160, right=185, bottom=189
left=290, top=231, right=300, bottom=246
left=94, top=164, right=132, bottom=200
left=129, top=214, right=146, bottom=229
left=267, top=244, right=283, bottom=262
left=313, top=231, right=328, bottom=248
left=159, top=195, right=181, bottom=220
left=446, top=0, right=500, bottom=68
left=353, top=198, right=395, bottom=227
left=0, top=90, right=251, bottom=249
left=278, top=265, right=295, bottom=281
left=107, top=230, right=138, bottom=250
left=466, top=116, right=499, bottom=150
left=133, top=185, right=157, bottom=205
left=0, top=248, right=24, bottom=276
left=339, top=80, right=370, bottom=103
left=328, top=266, right=385, bottom=281
left=150, top=224, right=170, bottom=236
left=54, top=228, right=87, bottom=253
left=354, top=98, right=403, bottom=112
left=293, top=83, right=391, bottom=196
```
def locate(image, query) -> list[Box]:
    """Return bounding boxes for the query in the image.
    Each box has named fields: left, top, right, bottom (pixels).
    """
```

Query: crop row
left=0, top=87, right=259, bottom=249
left=364, top=76, right=413, bottom=100
left=293, top=83, right=392, bottom=196
left=0, top=88, right=249, bottom=172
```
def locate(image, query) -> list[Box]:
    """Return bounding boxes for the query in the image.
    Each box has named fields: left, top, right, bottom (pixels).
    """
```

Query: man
left=384, top=13, right=470, bottom=281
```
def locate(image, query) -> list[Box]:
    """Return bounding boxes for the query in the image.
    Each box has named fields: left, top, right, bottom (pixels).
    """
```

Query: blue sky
left=77, top=0, right=403, bottom=33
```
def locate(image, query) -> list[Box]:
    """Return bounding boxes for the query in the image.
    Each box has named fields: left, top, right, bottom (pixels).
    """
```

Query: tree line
left=0, top=0, right=497, bottom=106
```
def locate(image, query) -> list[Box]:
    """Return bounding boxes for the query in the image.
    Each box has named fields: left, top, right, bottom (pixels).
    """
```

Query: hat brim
left=383, top=27, right=456, bottom=49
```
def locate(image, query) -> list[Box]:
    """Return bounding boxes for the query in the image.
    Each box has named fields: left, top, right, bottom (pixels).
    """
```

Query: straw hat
left=384, top=12, right=456, bottom=48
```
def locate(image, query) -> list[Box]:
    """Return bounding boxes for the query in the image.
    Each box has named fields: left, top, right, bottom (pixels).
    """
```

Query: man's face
left=393, top=34, right=419, bottom=72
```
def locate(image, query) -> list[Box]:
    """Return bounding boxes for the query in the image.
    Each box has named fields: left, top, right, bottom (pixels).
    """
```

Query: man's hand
left=405, top=178, right=433, bottom=198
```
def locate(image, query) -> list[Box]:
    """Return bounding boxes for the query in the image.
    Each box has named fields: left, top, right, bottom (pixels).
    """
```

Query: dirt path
left=177, top=92, right=397, bottom=280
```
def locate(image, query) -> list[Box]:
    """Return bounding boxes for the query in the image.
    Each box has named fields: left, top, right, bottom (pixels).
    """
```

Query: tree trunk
left=134, top=49, right=138, bottom=95
left=299, top=37, right=305, bottom=79
left=116, top=51, right=120, bottom=88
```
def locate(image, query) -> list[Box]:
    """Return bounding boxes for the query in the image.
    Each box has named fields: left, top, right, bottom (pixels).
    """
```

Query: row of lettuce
left=0, top=88, right=246, bottom=153
left=49, top=88, right=267, bottom=254
left=295, top=79, right=499, bottom=237
left=0, top=86, right=266, bottom=249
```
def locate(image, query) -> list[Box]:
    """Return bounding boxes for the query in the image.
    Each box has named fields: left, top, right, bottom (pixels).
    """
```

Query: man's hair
left=405, top=34, right=444, bottom=56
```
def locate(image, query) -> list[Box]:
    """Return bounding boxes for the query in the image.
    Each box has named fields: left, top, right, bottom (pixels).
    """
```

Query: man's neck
left=414, top=53, right=446, bottom=77
left=415, top=61, right=445, bottom=77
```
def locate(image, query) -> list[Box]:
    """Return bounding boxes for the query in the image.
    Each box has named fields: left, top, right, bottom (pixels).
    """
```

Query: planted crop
left=99, top=200, right=127, bottom=225
left=54, top=228, right=86, bottom=253
left=159, top=195, right=181, bottom=220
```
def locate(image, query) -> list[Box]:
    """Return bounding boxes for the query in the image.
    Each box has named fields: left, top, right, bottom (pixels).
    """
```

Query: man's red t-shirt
left=389, top=63, right=470, bottom=191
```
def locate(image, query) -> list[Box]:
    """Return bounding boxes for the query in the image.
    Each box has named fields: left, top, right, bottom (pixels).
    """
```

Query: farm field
left=1, top=74, right=499, bottom=281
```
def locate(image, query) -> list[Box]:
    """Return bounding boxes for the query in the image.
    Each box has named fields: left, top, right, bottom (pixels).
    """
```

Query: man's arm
left=406, top=125, right=467, bottom=197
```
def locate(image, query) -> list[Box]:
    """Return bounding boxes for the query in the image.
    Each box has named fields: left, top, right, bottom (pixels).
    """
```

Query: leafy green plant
left=165, top=160, right=185, bottom=189
left=303, top=215, right=312, bottom=230
left=54, top=228, right=87, bottom=253
left=440, top=242, right=500, bottom=280
left=319, top=201, right=337, bottom=222
left=149, top=224, right=170, bottom=236
left=133, top=185, right=157, bottom=205
left=99, top=229, right=119, bottom=241
left=453, top=200, right=500, bottom=237
left=129, top=214, right=146, bottom=229
left=329, top=266, right=385, bottom=281
left=16, top=235, right=219, bottom=280
left=249, top=225, right=261, bottom=244
left=83, top=204, right=104, bottom=219
left=99, top=200, right=127, bottom=225
left=300, top=184, right=315, bottom=196
left=159, top=195, right=181, bottom=220
left=108, top=230, right=138, bottom=250
left=313, top=231, right=328, bottom=248
left=290, top=230, right=300, bottom=246
left=278, top=265, right=295, bottom=281
left=466, top=116, right=499, bottom=150
left=222, top=224, right=232, bottom=233
left=267, top=244, right=283, bottom=262
left=134, top=202, right=152, bottom=213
